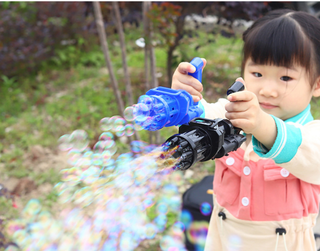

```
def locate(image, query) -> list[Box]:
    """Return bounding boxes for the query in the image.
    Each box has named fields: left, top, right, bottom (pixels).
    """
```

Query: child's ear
left=312, top=77, right=320, bottom=97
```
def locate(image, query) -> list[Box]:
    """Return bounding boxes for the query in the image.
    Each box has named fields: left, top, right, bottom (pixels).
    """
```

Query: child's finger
left=227, top=91, right=252, bottom=102
left=177, top=62, right=196, bottom=75
left=178, top=83, right=203, bottom=100
left=235, top=77, right=246, bottom=89
left=177, top=74, right=203, bottom=92
left=201, top=58, right=207, bottom=70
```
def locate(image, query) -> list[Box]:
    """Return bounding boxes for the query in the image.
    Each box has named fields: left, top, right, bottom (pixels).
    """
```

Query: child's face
left=243, top=58, right=314, bottom=121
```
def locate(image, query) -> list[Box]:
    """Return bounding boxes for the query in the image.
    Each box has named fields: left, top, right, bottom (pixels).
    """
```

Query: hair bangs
left=243, top=16, right=312, bottom=70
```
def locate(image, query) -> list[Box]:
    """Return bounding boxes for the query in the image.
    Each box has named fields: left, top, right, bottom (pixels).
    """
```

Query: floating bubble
left=106, top=141, right=117, bottom=156
left=132, top=120, right=143, bottom=131
left=5, top=245, right=20, bottom=251
left=57, top=134, right=72, bottom=151
left=114, top=173, right=134, bottom=189
left=73, top=187, right=94, bottom=207
left=12, top=229, right=28, bottom=247
left=124, top=106, right=135, bottom=121
left=138, top=95, right=154, bottom=110
left=93, top=140, right=116, bottom=155
left=60, top=167, right=81, bottom=183
left=144, top=223, right=157, bottom=239
left=108, top=116, right=121, bottom=131
left=114, top=117, right=126, bottom=132
left=116, top=153, right=133, bottom=164
left=58, top=187, right=75, bottom=204
left=157, top=202, right=169, bottom=215
left=81, top=166, right=101, bottom=184
left=180, top=209, right=193, bottom=230
left=22, top=199, right=42, bottom=220
left=99, top=132, right=114, bottom=141
left=101, top=150, right=112, bottom=165
left=63, top=208, right=84, bottom=231
left=142, top=116, right=155, bottom=128
left=70, top=129, right=89, bottom=152
left=53, top=182, right=67, bottom=194
left=133, top=103, right=150, bottom=122
left=130, top=140, right=147, bottom=153
left=92, top=153, right=103, bottom=166
left=38, top=211, right=54, bottom=228
left=154, top=214, right=167, bottom=232
left=160, top=235, right=175, bottom=251
left=123, top=124, right=134, bottom=136
left=187, top=221, right=209, bottom=246
left=200, top=202, right=212, bottom=216
left=115, top=128, right=125, bottom=137
left=67, top=149, right=82, bottom=166
left=100, top=117, right=112, bottom=131
left=102, top=238, right=118, bottom=251
left=103, top=158, right=116, bottom=171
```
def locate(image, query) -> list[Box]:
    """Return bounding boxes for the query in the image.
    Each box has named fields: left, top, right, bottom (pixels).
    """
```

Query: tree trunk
left=143, top=1, right=161, bottom=145
left=93, top=2, right=125, bottom=117
left=112, top=2, right=134, bottom=107
left=166, top=11, right=187, bottom=86
left=143, top=2, right=150, bottom=91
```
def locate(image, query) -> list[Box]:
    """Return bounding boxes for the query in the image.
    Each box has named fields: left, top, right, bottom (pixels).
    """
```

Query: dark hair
left=241, top=9, right=320, bottom=86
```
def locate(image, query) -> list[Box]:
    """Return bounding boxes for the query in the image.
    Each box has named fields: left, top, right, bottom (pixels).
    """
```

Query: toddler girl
left=172, top=9, right=320, bottom=251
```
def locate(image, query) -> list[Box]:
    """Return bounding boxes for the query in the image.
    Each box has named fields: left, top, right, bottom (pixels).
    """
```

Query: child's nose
left=259, top=81, right=279, bottom=98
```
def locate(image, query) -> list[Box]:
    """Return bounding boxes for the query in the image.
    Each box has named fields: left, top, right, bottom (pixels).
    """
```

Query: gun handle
left=188, top=57, right=203, bottom=83
left=188, top=57, right=204, bottom=105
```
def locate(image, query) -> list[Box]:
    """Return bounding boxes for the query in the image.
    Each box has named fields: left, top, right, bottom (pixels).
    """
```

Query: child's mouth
left=260, top=102, right=278, bottom=109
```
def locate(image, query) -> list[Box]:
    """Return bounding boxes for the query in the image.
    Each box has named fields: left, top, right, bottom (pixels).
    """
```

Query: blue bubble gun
left=132, top=57, right=204, bottom=131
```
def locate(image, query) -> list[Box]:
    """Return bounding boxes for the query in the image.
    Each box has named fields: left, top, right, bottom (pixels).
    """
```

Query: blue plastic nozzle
left=132, top=57, right=204, bottom=131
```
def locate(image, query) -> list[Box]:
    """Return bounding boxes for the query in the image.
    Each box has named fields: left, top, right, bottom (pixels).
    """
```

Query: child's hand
left=171, top=58, right=207, bottom=102
left=225, top=78, right=264, bottom=135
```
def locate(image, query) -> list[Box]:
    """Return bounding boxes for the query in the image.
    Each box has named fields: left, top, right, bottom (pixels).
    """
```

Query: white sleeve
left=199, top=98, right=229, bottom=119
left=278, top=120, right=320, bottom=184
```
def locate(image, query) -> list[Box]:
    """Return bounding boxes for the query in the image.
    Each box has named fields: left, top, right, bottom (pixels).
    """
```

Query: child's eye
left=253, top=72, right=262, bottom=77
left=280, top=76, right=292, bottom=81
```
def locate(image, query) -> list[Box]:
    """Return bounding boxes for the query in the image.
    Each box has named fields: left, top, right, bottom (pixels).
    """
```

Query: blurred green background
left=1, top=2, right=320, bottom=249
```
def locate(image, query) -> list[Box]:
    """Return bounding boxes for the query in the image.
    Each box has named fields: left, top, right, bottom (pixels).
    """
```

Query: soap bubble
left=145, top=223, right=157, bottom=239
left=67, top=149, right=82, bottom=166
left=138, top=95, right=154, bottom=110
left=130, top=141, right=147, bottom=153
left=124, top=106, right=135, bottom=121
left=99, top=132, right=114, bottom=141
left=73, top=187, right=94, bottom=206
left=93, top=140, right=113, bottom=153
left=100, top=117, right=112, bottom=131
left=114, top=118, right=126, bottom=132
left=58, top=134, right=72, bottom=151
left=92, top=153, right=103, bottom=166
left=70, top=130, right=89, bottom=152
left=200, top=202, right=212, bottom=216
left=142, top=116, right=155, bottom=129
left=133, top=103, right=150, bottom=122
left=115, top=128, right=125, bottom=137
left=108, top=116, right=121, bottom=131
left=124, top=124, right=135, bottom=136
left=132, top=121, right=143, bottom=131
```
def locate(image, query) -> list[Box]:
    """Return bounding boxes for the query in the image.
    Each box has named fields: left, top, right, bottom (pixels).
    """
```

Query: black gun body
left=165, top=118, right=246, bottom=170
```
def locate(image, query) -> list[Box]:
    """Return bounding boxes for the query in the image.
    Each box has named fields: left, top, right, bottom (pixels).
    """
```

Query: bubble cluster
left=97, top=115, right=137, bottom=137
left=6, top=124, right=194, bottom=250
left=123, top=95, right=160, bottom=130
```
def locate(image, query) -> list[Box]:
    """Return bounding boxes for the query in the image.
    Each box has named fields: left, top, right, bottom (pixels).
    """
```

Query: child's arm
left=225, top=78, right=277, bottom=149
left=225, top=78, right=320, bottom=184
